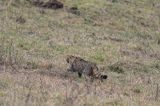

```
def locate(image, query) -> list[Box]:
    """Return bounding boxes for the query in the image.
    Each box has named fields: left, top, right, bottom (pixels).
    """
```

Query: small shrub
left=132, top=88, right=141, bottom=94
left=0, top=80, right=8, bottom=90
left=132, top=85, right=143, bottom=94
left=91, top=53, right=105, bottom=62
left=16, top=16, right=26, bottom=24
left=84, top=16, right=93, bottom=25
left=56, top=46, right=66, bottom=53
left=0, top=91, right=6, bottom=97
left=68, top=6, right=81, bottom=16
left=23, top=61, right=38, bottom=69
left=109, top=63, right=124, bottom=74
left=158, top=39, right=160, bottom=45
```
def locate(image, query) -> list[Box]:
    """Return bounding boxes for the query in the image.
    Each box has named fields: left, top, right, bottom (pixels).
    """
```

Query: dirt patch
left=28, top=0, right=63, bottom=9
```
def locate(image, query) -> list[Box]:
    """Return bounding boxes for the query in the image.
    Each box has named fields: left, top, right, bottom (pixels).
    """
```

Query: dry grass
left=0, top=0, right=160, bottom=105
left=0, top=70, right=160, bottom=106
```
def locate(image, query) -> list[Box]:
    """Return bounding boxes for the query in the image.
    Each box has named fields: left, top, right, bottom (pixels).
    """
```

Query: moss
left=0, top=91, right=6, bottom=97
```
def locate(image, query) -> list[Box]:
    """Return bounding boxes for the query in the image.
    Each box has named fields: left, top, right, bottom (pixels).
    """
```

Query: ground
left=0, top=0, right=160, bottom=106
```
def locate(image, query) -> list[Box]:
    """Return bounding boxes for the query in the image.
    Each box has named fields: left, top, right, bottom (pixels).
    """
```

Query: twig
left=94, top=82, right=97, bottom=95
left=5, top=0, right=13, bottom=19
left=155, top=83, right=159, bottom=101
left=25, top=86, right=32, bottom=105
left=24, top=74, right=32, bottom=106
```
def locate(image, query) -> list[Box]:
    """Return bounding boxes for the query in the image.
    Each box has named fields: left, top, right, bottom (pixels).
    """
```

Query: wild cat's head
left=66, top=55, right=77, bottom=64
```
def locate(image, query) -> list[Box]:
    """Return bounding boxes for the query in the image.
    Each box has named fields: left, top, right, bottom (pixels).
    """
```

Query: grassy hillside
left=0, top=0, right=160, bottom=105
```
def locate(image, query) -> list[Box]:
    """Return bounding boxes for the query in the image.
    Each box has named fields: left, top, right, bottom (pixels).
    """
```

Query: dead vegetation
left=67, top=6, right=81, bottom=16
left=0, top=0, right=160, bottom=105
left=27, top=0, right=63, bottom=9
